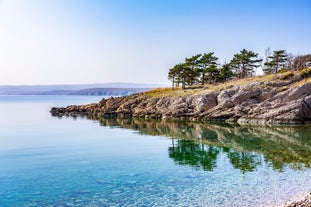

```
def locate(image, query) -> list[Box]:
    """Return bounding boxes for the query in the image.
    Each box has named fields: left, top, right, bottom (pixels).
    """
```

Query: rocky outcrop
left=50, top=83, right=311, bottom=124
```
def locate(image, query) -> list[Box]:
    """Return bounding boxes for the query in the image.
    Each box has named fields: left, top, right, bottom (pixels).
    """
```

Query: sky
left=0, top=0, right=310, bottom=85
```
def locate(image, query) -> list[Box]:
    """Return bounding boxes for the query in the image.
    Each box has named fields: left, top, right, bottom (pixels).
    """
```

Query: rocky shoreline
left=50, top=82, right=311, bottom=124
left=50, top=81, right=311, bottom=206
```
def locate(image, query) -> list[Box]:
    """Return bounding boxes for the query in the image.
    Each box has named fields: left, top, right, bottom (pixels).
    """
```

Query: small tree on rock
left=230, top=49, right=262, bottom=79
left=185, top=54, right=202, bottom=85
left=263, top=50, right=288, bottom=74
left=168, top=63, right=191, bottom=89
left=218, top=63, right=233, bottom=82
left=197, top=52, right=218, bottom=85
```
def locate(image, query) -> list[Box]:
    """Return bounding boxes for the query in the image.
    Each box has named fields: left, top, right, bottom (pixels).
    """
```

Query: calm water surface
left=0, top=95, right=311, bottom=207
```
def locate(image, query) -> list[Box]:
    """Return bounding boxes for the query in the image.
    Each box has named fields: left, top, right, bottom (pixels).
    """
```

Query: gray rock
left=50, top=83, right=311, bottom=124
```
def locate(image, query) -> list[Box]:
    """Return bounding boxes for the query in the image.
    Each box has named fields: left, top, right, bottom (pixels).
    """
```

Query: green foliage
left=229, top=49, right=262, bottom=79
left=97, top=119, right=311, bottom=171
left=218, top=63, right=233, bottom=82
left=167, top=49, right=262, bottom=88
left=207, top=64, right=220, bottom=83
left=185, top=54, right=202, bottom=69
left=300, top=68, right=311, bottom=78
left=168, top=52, right=224, bottom=88
left=197, top=52, right=219, bottom=85
left=277, top=68, right=289, bottom=73
left=184, top=54, right=202, bottom=85
left=168, top=49, right=311, bottom=89
left=263, top=50, right=288, bottom=74
left=168, top=63, right=189, bottom=89
left=169, top=140, right=220, bottom=171
left=227, top=151, right=261, bottom=173
left=168, top=48, right=311, bottom=88
left=280, top=72, right=294, bottom=80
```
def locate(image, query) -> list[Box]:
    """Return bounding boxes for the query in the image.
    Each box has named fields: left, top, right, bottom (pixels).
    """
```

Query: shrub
left=280, top=72, right=294, bottom=80
left=277, top=68, right=289, bottom=73
left=300, top=68, right=311, bottom=78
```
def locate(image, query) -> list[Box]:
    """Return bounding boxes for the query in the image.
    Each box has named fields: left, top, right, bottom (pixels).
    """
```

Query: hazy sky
left=0, top=0, right=310, bottom=85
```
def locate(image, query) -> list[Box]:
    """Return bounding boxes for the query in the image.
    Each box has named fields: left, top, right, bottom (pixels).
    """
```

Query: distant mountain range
left=0, top=83, right=167, bottom=96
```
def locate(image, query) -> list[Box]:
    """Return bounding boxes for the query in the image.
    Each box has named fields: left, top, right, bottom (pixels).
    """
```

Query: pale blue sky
left=0, top=0, right=310, bottom=85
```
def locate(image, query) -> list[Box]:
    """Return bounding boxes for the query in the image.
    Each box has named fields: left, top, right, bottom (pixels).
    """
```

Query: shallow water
left=0, top=95, right=311, bottom=207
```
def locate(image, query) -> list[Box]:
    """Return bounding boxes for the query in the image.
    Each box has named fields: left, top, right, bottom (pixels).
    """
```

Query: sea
left=0, top=95, right=311, bottom=207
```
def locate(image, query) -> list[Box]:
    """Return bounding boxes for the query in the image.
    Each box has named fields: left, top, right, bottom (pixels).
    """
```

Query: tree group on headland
left=168, top=48, right=311, bottom=89
left=51, top=48, right=311, bottom=125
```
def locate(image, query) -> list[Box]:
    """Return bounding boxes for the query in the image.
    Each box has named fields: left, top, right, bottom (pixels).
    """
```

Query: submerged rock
left=284, top=192, right=311, bottom=207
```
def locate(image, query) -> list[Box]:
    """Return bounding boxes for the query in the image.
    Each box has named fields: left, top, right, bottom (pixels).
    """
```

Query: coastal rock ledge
left=50, top=83, right=311, bottom=124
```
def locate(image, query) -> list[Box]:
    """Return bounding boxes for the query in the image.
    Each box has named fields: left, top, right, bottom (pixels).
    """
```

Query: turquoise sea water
left=0, top=95, right=311, bottom=207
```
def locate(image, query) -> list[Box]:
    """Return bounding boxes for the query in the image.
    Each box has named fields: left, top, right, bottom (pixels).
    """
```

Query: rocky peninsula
left=51, top=72, right=311, bottom=125
left=50, top=71, right=311, bottom=206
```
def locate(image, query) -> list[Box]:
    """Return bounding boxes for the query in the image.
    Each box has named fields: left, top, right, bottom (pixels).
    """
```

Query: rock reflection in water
left=59, top=115, right=311, bottom=172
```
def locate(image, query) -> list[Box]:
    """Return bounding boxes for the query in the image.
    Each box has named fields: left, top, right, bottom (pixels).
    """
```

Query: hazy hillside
left=36, top=88, right=150, bottom=96
left=0, top=83, right=166, bottom=95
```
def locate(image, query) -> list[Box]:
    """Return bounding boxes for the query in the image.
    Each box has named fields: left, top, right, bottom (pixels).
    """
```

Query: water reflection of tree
left=73, top=116, right=311, bottom=172
left=169, top=140, right=220, bottom=171
left=226, top=150, right=262, bottom=173
left=169, top=139, right=262, bottom=173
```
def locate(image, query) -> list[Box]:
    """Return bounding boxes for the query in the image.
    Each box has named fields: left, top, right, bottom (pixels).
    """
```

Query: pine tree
left=263, top=50, right=288, bottom=74
left=218, top=63, right=233, bottom=82
left=230, top=49, right=262, bottom=79
left=185, top=54, right=202, bottom=85
left=168, top=66, right=178, bottom=89
left=197, top=52, right=218, bottom=85
left=168, top=63, right=193, bottom=89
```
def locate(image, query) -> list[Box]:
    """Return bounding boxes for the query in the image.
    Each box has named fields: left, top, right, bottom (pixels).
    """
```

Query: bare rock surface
left=50, top=83, right=311, bottom=124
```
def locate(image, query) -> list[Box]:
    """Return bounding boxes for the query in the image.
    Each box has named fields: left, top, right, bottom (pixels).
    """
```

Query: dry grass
left=207, top=74, right=275, bottom=91
left=143, top=87, right=207, bottom=97
left=292, top=76, right=311, bottom=87
left=144, top=70, right=310, bottom=97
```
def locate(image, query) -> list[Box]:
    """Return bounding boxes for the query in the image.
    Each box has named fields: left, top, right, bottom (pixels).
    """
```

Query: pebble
left=284, top=192, right=311, bottom=207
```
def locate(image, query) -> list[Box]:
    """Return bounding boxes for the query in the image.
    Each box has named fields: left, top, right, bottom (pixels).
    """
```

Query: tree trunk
left=202, top=72, right=205, bottom=85
left=182, top=78, right=186, bottom=89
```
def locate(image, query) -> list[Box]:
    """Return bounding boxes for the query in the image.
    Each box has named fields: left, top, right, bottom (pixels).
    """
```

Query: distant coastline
left=0, top=87, right=151, bottom=96
left=0, top=83, right=167, bottom=96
